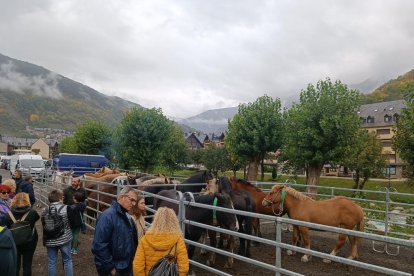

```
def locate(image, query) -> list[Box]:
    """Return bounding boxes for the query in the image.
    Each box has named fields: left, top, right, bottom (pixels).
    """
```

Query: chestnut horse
left=262, top=185, right=364, bottom=262
left=229, top=176, right=285, bottom=238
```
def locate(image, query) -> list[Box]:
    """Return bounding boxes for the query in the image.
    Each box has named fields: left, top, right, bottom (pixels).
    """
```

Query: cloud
left=0, top=1, right=414, bottom=117
left=0, top=62, right=63, bottom=99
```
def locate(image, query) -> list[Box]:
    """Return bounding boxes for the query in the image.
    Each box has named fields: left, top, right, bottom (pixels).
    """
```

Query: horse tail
left=354, top=208, right=365, bottom=244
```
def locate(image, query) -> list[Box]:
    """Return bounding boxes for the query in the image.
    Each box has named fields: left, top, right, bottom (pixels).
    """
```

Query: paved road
left=0, top=168, right=11, bottom=183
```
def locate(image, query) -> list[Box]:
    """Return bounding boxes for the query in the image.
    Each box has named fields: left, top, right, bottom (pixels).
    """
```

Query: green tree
left=202, top=145, right=231, bottom=177
left=189, top=148, right=204, bottom=167
left=394, top=92, right=414, bottom=181
left=343, top=130, right=386, bottom=194
left=113, top=107, right=174, bottom=172
left=161, top=125, right=191, bottom=174
left=283, top=79, right=361, bottom=194
left=59, top=136, right=77, bottom=153
left=73, top=121, right=112, bottom=157
left=226, top=95, right=283, bottom=181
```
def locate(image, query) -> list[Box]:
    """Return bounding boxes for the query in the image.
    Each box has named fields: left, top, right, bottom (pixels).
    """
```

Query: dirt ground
left=30, top=212, right=414, bottom=276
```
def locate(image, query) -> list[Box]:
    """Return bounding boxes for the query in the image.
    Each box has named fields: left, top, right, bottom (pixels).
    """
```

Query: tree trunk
left=247, top=157, right=260, bottom=181
left=306, top=164, right=322, bottom=198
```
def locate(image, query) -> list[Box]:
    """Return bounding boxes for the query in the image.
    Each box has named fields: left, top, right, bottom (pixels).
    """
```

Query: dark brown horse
left=262, top=185, right=365, bottom=262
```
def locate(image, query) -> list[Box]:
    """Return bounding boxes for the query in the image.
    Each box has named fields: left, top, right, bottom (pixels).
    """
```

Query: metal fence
left=32, top=173, right=414, bottom=276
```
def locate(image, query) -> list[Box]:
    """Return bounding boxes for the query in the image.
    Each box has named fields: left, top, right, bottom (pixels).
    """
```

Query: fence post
left=384, top=188, right=390, bottom=237
left=178, top=191, right=186, bottom=235
left=275, top=218, right=282, bottom=276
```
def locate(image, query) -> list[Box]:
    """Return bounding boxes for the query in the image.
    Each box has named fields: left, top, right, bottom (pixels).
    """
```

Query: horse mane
left=234, top=177, right=262, bottom=192
left=283, top=186, right=313, bottom=201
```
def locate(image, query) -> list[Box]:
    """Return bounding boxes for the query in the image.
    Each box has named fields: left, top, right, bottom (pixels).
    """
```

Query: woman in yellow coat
left=133, top=207, right=189, bottom=276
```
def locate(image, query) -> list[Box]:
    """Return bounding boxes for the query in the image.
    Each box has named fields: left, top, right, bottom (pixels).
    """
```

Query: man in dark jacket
left=18, top=175, right=36, bottom=206
left=0, top=225, right=17, bottom=276
left=92, top=186, right=138, bottom=276
left=63, top=178, right=86, bottom=205
left=13, top=170, right=25, bottom=194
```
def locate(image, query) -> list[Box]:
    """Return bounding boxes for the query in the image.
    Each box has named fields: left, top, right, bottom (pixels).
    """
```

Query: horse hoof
left=287, top=250, right=295, bottom=256
left=323, top=259, right=331, bottom=263
left=301, top=255, right=310, bottom=262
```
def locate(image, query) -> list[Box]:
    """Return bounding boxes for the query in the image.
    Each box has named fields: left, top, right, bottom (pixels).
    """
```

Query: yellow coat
left=133, top=232, right=189, bottom=276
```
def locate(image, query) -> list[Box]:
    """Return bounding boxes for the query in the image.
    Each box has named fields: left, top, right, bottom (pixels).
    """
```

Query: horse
left=217, top=176, right=255, bottom=259
left=262, top=184, right=365, bottom=263
left=53, top=171, right=74, bottom=190
left=153, top=189, right=239, bottom=270
left=177, top=171, right=214, bottom=193
left=229, top=176, right=285, bottom=239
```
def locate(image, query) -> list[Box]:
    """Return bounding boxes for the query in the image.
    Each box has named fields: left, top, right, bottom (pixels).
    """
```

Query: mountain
left=177, top=107, right=238, bottom=134
left=0, top=53, right=140, bottom=136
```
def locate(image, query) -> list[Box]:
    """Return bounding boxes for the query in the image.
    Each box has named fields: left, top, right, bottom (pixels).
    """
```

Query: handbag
left=148, top=243, right=178, bottom=276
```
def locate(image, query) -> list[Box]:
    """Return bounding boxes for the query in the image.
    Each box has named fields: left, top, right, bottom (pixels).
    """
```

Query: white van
left=10, top=154, right=45, bottom=178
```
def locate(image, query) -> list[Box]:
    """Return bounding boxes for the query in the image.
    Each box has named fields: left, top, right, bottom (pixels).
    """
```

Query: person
left=18, top=175, right=36, bottom=207
left=3, top=179, right=17, bottom=199
left=129, top=194, right=146, bottom=242
left=133, top=207, right=189, bottom=276
left=63, top=178, right=86, bottom=206
left=92, top=186, right=138, bottom=276
left=0, top=225, right=17, bottom=276
left=13, top=170, right=25, bottom=194
left=69, top=192, right=86, bottom=255
left=0, top=184, right=12, bottom=226
left=42, top=189, right=73, bottom=276
left=4, top=193, right=40, bottom=276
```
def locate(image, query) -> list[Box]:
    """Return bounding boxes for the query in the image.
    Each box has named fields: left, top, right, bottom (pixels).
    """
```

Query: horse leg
left=206, top=230, right=217, bottom=266
left=287, top=225, right=300, bottom=256
left=299, top=227, right=311, bottom=262
left=200, top=231, right=208, bottom=255
left=323, top=233, right=347, bottom=263
left=348, top=234, right=359, bottom=260
left=224, top=235, right=235, bottom=269
left=251, top=217, right=261, bottom=246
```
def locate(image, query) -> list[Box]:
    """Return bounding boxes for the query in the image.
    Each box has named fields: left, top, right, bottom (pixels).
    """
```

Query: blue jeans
left=46, top=242, right=73, bottom=276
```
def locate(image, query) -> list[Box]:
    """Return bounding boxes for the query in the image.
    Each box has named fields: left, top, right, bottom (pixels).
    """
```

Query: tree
left=73, top=121, right=112, bottom=157
left=59, top=136, right=77, bottom=153
left=113, top=107, right=174, bottom=172
left=393, top=92, right=414, bottom=181
left=343, top=130, right=386, bottom=194
left=283, top=79, right=361, bottom=194
left=189, top=148, right=204, bottom=167
left=161, top=125, right=191, bottom=174
left=226, top=95, right=283, bottom=181
left=202, top=145, right=231, bottom=177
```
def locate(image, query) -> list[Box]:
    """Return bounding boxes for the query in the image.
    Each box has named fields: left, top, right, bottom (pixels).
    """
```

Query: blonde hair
left=147, top=207, right=182, bottom=235
left=3, top=179, right=16, bottom=192
left=10, top=193, right=31, bottom=208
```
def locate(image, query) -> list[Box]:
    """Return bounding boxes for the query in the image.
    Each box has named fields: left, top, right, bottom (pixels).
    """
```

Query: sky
left=1, top=1, right=414, bottom=119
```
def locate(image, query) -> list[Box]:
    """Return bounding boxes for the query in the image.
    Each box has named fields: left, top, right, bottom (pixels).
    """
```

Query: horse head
left=214, top=192, right=239, bottom=232
left=262, top=185, right=286, bottom=215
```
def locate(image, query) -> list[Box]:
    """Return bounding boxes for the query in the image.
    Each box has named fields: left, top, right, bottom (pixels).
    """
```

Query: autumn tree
left=226, top=95, right=283, bottom=181
left=283, top=79, right=361, bottom=194
left=73, top=121, right=112, bottom=157
left=113, top=107, right=174, bottom=172
left=343, top=129, right=386, bottom=194
left=393, top=91, right=414, bottom=181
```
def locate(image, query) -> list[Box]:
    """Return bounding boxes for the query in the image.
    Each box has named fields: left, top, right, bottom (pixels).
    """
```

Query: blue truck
left=52, top=153, right=111, bottom=176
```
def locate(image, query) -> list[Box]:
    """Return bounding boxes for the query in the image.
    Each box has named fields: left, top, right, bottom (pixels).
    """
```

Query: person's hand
left=111, top=268, right=116, bottom=276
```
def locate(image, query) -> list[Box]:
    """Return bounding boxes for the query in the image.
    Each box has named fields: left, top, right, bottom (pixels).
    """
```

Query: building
left=184, top=132, right=226, bottom=149
left=0, top=136, right=58, bottom=159
left=31, top=138, right=59, bottom=159
left=358, top=99, right=406, bottom=178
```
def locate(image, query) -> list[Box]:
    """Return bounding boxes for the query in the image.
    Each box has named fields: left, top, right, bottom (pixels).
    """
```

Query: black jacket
left=17, top=182, right=36, bottom=206
left=63, top=186, right=86, bottom=205
left=0, top=226, right=17, bottom=276
left=69, top=202, right=86, bottom=229
left=5, top=206, right=40, bottom=250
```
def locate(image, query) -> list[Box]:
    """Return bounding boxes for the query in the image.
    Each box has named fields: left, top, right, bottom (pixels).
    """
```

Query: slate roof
left=358, top=100, right=406, bottom=128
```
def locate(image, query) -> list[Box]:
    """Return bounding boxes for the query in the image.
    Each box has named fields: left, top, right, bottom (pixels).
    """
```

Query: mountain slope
left=0, top=53, right=140, bottom=136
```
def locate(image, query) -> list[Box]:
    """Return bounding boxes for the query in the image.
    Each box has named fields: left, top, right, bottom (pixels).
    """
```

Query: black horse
left=177, top=170, right=214, bottom=193
left=153, top=189, right=238, bottom=266
left=217, top=176, right=255, bottom=258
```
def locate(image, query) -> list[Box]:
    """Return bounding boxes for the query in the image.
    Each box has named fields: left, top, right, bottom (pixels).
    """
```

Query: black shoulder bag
left=148, top=243, right=178, bottom=276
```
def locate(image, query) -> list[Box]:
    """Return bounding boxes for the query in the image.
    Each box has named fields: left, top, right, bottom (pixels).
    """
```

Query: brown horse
left=262, top=185, right=365, bottom=262
left=229, top=176, right=284, bottom=238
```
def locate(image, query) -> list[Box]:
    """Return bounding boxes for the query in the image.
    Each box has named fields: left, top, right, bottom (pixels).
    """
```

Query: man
left=63, top=178, right=86, bottom=205
left=42, top=189, right=73, bottom=276
left=0, top=225, right=17, bottom=276
left=13, top=170, right=25, bottom=194
left=18, top=175, right=36, bottom=206
left=92, top=187, right=138, bottom=276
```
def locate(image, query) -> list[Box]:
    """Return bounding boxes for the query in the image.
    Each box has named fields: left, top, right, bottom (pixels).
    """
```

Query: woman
left=3, top=179, right=16, bottom=199
left=133, top=207, right=189, bottom=276
left=0, top=184, right=12, bottom=226
left=5, top=193, right=40, bottom=276
left=129, top=194, right=146, bottom=241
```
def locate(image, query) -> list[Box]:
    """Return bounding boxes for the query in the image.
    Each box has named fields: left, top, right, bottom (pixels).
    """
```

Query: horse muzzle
left=262, top=198, right=273, bottom=207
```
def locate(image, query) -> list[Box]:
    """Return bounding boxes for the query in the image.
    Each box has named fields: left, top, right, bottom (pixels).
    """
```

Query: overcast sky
left=1, top=1, right=413, bottom=119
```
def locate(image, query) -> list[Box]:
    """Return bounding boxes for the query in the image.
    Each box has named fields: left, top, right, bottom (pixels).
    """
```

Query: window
left=382, top=141, right=392, bottom=147
left=393, top=113, right=399, bottom=122
left=366, top=116, right=375, bottom=123
left=384, top=115, right=392, bottom=122
left=360, top=117, right=366, bottom=124
left=376, top=128, right=390, bottom=135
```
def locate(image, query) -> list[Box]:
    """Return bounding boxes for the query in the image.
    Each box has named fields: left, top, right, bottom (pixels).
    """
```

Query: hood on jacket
left=11, top=206, right=31, bottom=215
left=143, top=233, right=182, bottom=251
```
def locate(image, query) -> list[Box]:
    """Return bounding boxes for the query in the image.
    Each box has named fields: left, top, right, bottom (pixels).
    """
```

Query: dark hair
left=73, top=191, right=84, bottom=203
left=48, top=189, right=63, bottom=203
left=25, top=175, right=33, bottom=182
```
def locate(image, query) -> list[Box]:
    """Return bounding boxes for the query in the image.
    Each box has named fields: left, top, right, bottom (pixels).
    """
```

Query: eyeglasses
left=0, top=192, right=10, bottom=195
left=125, top=195, right=137, bottom=205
